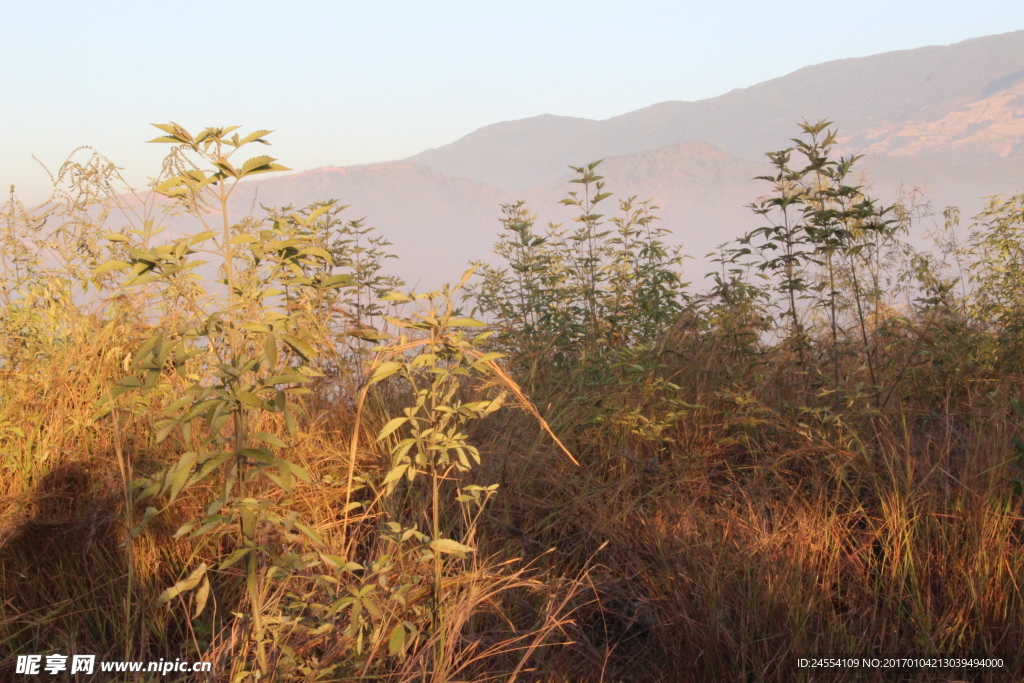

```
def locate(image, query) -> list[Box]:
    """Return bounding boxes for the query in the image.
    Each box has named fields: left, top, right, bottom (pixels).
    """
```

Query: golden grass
left=1, top=142, right=1023, bottom=682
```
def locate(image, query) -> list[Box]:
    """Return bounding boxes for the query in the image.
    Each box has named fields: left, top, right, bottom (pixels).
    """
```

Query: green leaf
left=389, top=624, right=407, bottom=657
left=363, top=596, right=383, bottom=619
left=280, top=459, right=312, bottom=484
left=212, top=159, right=239, bottom=178
left=188, top=231, right=216, bottom=246
left=166, top=395, right=194, bottom=412
left=238, top=129, right=273, bottom=146
left=191, top=517, right=227, bottom=537
left=154, top=420, right=178, bottom=444
left=252, top=431, right=287, bottom=448
left=187, top=452, right=232, bottom=487
left=154, top=176, right=187, bottom=194
left=172, top=522, right=196, bottom=539
left=448, top=317, right=487, bottom=327
left=241, top=448, right=276, bottom=465
left=128, top=271, right=164, bottom=287
left=164, top=451, right=199, bottom=503
left=219, top=547, right=252, bottom=570
left=278, top=333, right=318, bottom=361
left=193, top=575, right=211, bottom=620
left=428, top=538, right=475, bottom=557
left=135, top=480, right=161, bottom=503
left=294, top=520, right=324, bottom=546
left=377, top=417, right=408, bottom=441
left=239, top=156, right=290, bottom=177
left=156, top=563, right=208, bottom=605
left=369, top=361, right=402, bottom=385
left=304, top=203, right=334, bottom=223
left=150, top=122, right=184, bottom=137
left=127, top=505, right=159, bottom=539
left=345, top=327, right=387, bottom=341
left=264, top=371, right=310, bottom=385
left=319, top=554, right=362, bottom=572
left=264, top=335, right=277, bottom=369
left=299, top=246, right=334, bottom=263
left=322, top=273, right=354, bottom=288
left=265, top=469, right=294, bottom=492
left=381, top=463, right=409, bottom=490
left=93, top=260, right=132, bottom=275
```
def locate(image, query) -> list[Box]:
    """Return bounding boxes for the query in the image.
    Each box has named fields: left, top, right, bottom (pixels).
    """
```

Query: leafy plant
left=95, top=123, right=346, bottom=676
left=735, top=120, right=898, bottom=405
left=473, top=162, right=687, bottom=364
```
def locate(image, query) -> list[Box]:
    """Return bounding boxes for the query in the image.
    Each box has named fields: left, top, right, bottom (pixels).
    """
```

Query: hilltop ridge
left=408, top=30, right=1024, bottom=192
left=232, top=30, right=1024, bottom=287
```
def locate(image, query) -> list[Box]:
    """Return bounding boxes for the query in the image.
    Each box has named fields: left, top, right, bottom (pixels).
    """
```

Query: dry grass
left=4, top=309, right=1020, bottom=681
left=1, top=133, right=1023, bottom=682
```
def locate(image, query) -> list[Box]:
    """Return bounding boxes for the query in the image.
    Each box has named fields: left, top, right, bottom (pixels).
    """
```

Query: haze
left=4, top=0, right=1024, bottom=202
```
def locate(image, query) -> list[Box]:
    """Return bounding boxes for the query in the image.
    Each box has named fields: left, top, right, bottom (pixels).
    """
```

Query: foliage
left=3, top=118, right=1024, bottom=682
left=962, top=194, right=1024, bottom=370
left=472, top=161, right=687, bottom=365
left=730, top=120, right=907, bottom=406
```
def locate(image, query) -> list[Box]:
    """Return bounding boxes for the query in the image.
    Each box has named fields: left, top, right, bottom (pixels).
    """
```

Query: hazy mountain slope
left=409, top=30, right=1024, bottom=192
left=848, top=81, right=1024, bottom=162
left=518, top=142, right=766, bottom=268
left=221, top=143, right=1024, bottom=292
left=405, top=114, right=603, bottom=197
left=513, top=141, right=1024, bottom=283
left=185, top=31, right=1024, bottom=290
left=228, top=163, right=507, bottom=288
left=216, top=144, right=769, bottom=289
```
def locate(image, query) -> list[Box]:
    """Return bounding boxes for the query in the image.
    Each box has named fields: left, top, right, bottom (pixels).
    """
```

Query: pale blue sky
left=3, top=1, right=1024, bottom=200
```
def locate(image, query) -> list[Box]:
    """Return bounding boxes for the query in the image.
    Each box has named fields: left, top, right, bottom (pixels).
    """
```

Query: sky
left=3, top=1, right=1024, bottom=202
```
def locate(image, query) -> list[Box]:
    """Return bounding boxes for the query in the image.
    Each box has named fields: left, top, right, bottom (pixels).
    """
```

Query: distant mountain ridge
left=846, top=80, right=1024, bottom=162
left=407, top=30, right=1024, bottom=192
left=232, top=30, right=1024, bottom=287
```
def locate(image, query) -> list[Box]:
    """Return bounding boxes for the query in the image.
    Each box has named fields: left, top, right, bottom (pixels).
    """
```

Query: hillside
left=233, top=142, right=1024, bottom=289
left=7, top=116, right=1024, bottom=679
left=408, top=30, right=1024, bottom=192
left=221, top=31, right=1024, bottom=288
left=228, top=162, right=505, bottom=288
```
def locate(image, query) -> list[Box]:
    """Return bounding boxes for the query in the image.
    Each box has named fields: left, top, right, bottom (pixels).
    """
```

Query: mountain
left=518, top=142, right=766, bottom=265
left=846, top=80, right=1024, bottom=162
left=228, top=31, right=1024, bottom=288
left=518, top=142, right=1024, bottom=276
left=408, top=30, right=1024, bottom=192
left=228, top=163, right=505, bottom=288
left=225, top=143, right=769, bottom=287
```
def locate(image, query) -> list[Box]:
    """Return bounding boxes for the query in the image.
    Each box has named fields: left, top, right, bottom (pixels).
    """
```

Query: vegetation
left=1, top=119, right=1023, bottom=682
